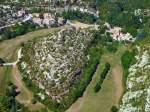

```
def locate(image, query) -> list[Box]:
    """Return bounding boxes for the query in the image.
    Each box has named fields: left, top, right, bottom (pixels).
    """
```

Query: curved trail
left=2, top=48, right=22, bottom=66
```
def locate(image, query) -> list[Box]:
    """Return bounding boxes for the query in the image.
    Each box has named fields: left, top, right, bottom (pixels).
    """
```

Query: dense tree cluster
left=0, top=58, right=5, bottom=64
left=92, top=0, right=150, bottom=39
left=0, top=82, right=22, bottom=112
left=57, top=10, right=98, bottom=24
left=106, top=41, right=119, bottom=53
left=111, top=106, right=118, bottom=112
left=121, top=49, right=137, bottom=85
left=0, top=21, right=37, bottom=41
left=121, top=50, right=136, bottom=69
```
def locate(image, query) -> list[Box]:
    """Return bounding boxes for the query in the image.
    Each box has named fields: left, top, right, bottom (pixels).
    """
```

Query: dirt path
left=2, top=48, right=22, bottom=66
left=11, top=66, right=45, bottom=110
left=111, top=66, right=124, bottom=105
left=11, top=66, right=33, bottom=104
left=67, top=21, right=99, bottom=29
left=66, top=96, right=85, bottom=112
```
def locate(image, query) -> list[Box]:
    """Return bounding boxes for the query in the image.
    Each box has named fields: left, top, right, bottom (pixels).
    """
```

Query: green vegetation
left=94, top=83, right=101, bottom=93
left=94, top=62, right=110, bottom=93
left=0, top=21, right=37, bottom=42
left=121, top=49, right=137, bottom=86
left=0, top=81, right=48, bottom=112
left=0, top=58, right=5, bottom=64
left=111, top=106, right=118, bottom=112
left=0, top=67, right=11, bottom=95
left=84, top=0, right=150, bottom=39
left=0, top=82, right=22, bottom=112
left=106, top=41, right=119, bottom=53
left=100, top=63, right=111, bottom=79
left=57, top=10, right=98, bottom=24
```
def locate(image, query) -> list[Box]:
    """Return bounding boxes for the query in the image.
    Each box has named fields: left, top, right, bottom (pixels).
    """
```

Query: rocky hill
left=19, top=26, right=94, bottom=101
left=120, top=45, right=150, bottom=112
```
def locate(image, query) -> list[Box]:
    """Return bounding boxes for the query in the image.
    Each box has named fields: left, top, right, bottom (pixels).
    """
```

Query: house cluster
left=0, top=0, right=99, bottom=30
left=0, top=4, right=32, bottom=29
left=0, top=4, right=67, bottom=30
left=104, top=23, right=135, bottom=42
left=65, top=5, right=99, bottom=17
left=119, top=46, right=150, bottom=112
left=32, top=13, right=56, bottom=27
left=32, top=13, right=67, bottom=27
left=20, top=27, right=94, bottom=101
left=1, top=0, right=82, bottom=6
left=134, top=9, right=150, bottom=17
left=28, top=0, right=84, bottom=6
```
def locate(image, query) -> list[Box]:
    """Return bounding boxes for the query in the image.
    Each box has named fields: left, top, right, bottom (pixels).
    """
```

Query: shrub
left=94, top=83, right=101, bottom=93
left=101, top=63, right=110, bottom=79
left=0, top=58, right=5, bottom=64
left=0, top=21, right=37, bottom=41
left=111, top=106, right=118, bottom=112
left=31, top=98, right=37, bottom=104
left=121, top=49, right=137, bottom=86
left=57, top=10, right=98, bottom=24
left=94, top=62, right=110, bottom=93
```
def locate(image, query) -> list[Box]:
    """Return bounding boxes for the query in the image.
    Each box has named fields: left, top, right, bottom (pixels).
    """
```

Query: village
left=0, top=0, right=99, bottom=29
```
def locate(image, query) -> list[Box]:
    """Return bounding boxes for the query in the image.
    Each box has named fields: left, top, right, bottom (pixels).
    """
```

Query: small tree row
left=94, top=62, right=111, bottom=93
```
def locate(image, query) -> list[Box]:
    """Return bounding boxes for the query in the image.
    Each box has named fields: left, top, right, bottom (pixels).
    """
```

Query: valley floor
left=67, top=45, right=126, bottom=112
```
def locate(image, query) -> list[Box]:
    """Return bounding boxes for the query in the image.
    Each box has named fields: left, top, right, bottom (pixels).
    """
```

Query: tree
left=111, top=106, right=118, bottom=112
left=0, top=58, right=5, bottom=64
left=121, top=50, right=136, bottom=69
left=94, top=83, right=101, bottom=93
left=31, top=98, right=37, bottom=104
